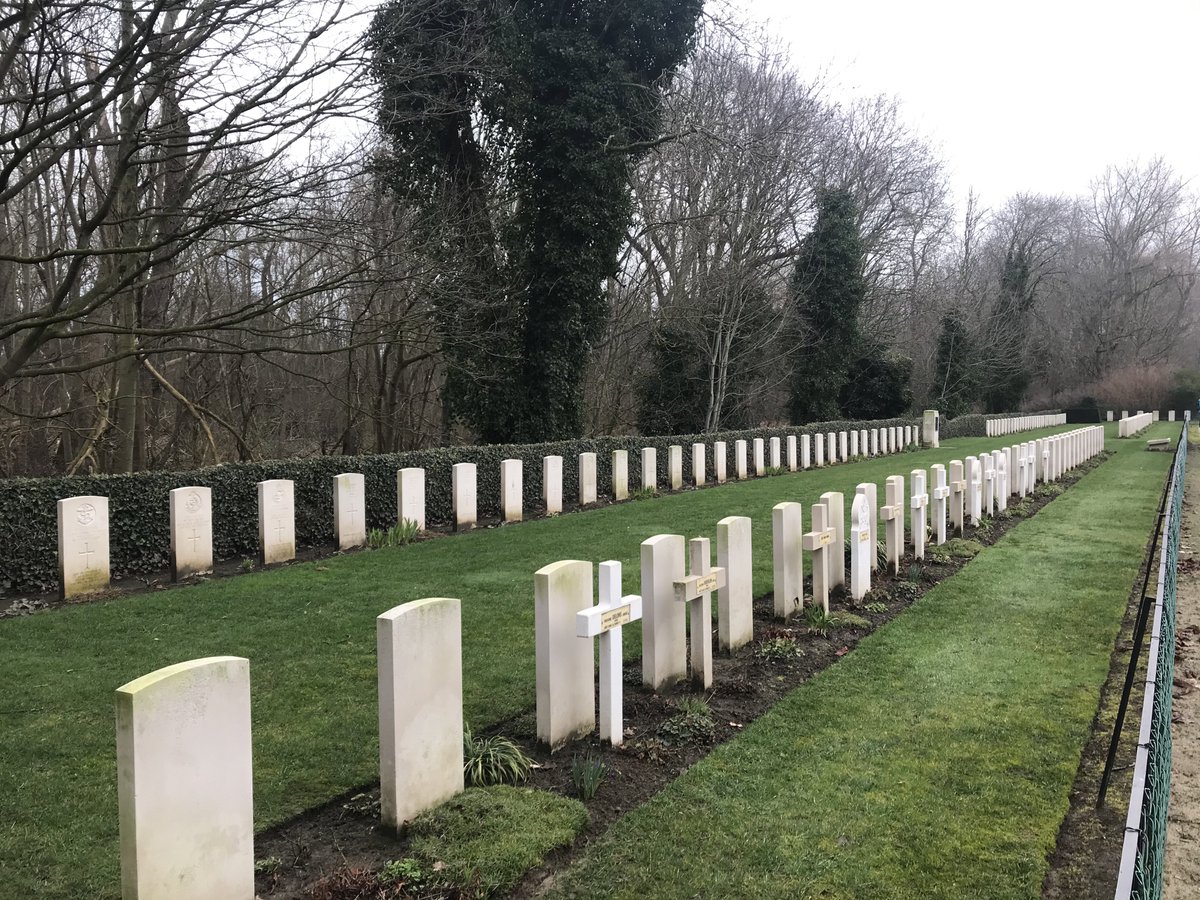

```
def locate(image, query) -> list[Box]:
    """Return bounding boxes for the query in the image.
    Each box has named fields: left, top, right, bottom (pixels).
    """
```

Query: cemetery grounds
left=0, top=422, right=1178, bottom=899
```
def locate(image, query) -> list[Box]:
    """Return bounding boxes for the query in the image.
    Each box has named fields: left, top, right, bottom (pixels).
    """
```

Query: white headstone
left=855, top=482, right=879, bottom=571
left=334, top=473, right=367, bottom=550
left=802, top=504, right=835, bottom=613
left=577, top=562, right=641, bottom=746
left=881, top=475, right=904, bottom=574
left=641, top=534, right=687, bottom=690
left=692, top=443, right=706, bottom=486
left=850, top=430, right=859, bottom=457
left=923, top=409, right=940, bottom=448
left=850, top=493, right=872, bottom=601
left=717, top=515, right=753, bottom=651
left=169, top=487, right=213, bottom=581
left=612, top=450, right=629, bottom=501
left=452, top=463, right=476, bottom=531
left=827, top=432, right=837, bottom=465
left=839, top=431, right=849, bottom=462
left=931, top=465, right=949, bottom=545
left=821, top=491, right=846, bottom=588
left=949, top=460, right=966, bottom=535
left=981, top=454, right=994, bottom=517
left=257, top=479, right=295, bottom=565
left=772, top=502, right=803, bottom=619
left=994, top=452, right=1008, bottom=513
left=815, top=434, right=825, bottom=467
left=965, top=456, right=981, bottom=526
left=770, top=436, right=782, bottom=470
left=535, top=559, right=595, bottom=749
left=675, top=537, right=722, bottom=689
left=544, top=456, right=564, bottom=514
left=579, top=452, right=598, bottom=505
left=640, top=448, right=657, bottom=493
left=378, top=598, right=463, bottom=827
left=116, top=657, right=253, bottom=900
left=787, top=435, right=798, bottom=471
left=500, top=459, right=523, bottom=523
left=871, top=428, right=880, bottom=456
left=801, top=434, right=812, bottom=469
left=735, top=440, right=749, bottom=480
left=397, top=467, right=426, bottom=531
left=714, top=441, right=728, bottom=483
left=669, top=445, right=683, bottom=490
left=754, top=438, right=766, bottom=476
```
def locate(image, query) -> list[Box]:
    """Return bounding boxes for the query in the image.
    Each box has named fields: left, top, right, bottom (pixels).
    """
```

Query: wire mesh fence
left=1115, top=424, right=1187, bottom=900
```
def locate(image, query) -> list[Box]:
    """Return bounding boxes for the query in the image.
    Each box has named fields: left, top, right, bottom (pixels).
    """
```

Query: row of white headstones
left=1117, top=411, right=1155, bottom=438
left=112, top=426, right=1105, bottom=899
left=984, top=413, right=1066, bottom=436
left=58, top=425, right=926, bottom=600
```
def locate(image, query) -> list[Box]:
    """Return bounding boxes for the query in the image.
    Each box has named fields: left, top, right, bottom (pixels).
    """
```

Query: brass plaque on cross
left=600, top=606, right=632, bottom=630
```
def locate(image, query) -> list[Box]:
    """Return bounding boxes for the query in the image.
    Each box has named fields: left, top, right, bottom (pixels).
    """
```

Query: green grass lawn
left=0, top=423, right=1131, bottom=898
left=548, top=422, right=1176, bottom=900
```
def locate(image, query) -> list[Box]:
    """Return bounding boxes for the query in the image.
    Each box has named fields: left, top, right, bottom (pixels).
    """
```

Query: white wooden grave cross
left=577, top=561, right=643, bottom=746
left=948, top=460, right=966, bottom=536
left=910, top=469, right=929, bottom=561
left=880, top=475, right=904, bottom=574
left=802, top=505, right=835, bottom=613
left=981, top=455, right=995, bottom=517
left=673, top=538, right=725, bottom=689
left=931, top=464, right=949, bottom=545
left=994, top=452, right=1008, bottom=512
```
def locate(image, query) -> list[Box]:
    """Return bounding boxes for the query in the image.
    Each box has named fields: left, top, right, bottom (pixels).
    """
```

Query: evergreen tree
left=370, top=0, right=705, bottom=442
left=839, top=341, right=912, bottom=419
left=787, top=188, right=865, bottom=423
left=933, top=313, right=978, bottom=418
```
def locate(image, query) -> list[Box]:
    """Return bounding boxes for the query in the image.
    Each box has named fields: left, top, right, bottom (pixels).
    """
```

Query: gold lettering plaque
left=820, top=532, right=833, bottom=546
left=600, top=606, right=632, bottom=631
left=693, top=572, right=719, bottom=594
left=858, top=529, right=870, bottom=543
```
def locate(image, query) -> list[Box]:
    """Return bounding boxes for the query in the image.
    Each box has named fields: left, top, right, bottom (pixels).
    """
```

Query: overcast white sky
left=748, top=0, right=1200, bottom=210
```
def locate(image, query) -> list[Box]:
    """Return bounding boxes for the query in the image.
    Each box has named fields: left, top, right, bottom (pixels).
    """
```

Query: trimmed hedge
left=0, top=417, right=918, bottom=592
left=940, top=410, right=1063, bottom=439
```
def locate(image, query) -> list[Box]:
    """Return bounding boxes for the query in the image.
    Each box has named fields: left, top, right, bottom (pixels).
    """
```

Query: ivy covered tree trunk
left=371, top=0, right=705, bottom=443
left=787, top=188, right=865, bottom=423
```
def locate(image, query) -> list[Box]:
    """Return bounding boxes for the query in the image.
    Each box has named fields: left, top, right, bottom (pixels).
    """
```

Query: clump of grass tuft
left=943, top=538, right=984, bottom=559
left=765, top=465, right=787, bottom=477
left=570, top=752, right=608, bottom=801
left=463, top=725, right=533, bottom=787
left=368, top=519, right=420, bottom=549
left=802, top=605, right=871, bottom=635
left=905, top=563, right=924, bottom=584
left=628, top=486, right=656, bottom=501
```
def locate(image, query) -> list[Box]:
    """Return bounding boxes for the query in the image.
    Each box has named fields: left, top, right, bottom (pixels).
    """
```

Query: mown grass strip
left=548, top=423, right=1175, bottom=900
left=0, top=425, right=1092, bottom=898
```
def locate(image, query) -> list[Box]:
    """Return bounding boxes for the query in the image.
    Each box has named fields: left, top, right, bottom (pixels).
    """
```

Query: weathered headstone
left=612, top=450, right=629, bottom=501
left=801, top=434, right=812, bottom=469
left=501, top=459, right=523, bottom=523
left=821, top=491, right=846, bottom=588
left=641, top=448, right=657, bottom=493
left=736, top=440, right=749, bottom=480
left=850, top=430, right=859, bottom=457
left=754, top=438, right=766, bottom=476
left=674, top=537, right=723, bottom=689
left=334, top=473, right=367, bottom=550
left=860, top=429, right=869, bottom=457
left=770, top=436, right=782, bottom=470
left=257, top=479, right=295, bottom=564
left=850, top=493, right=872, bottom=601
left=717, top=516, right=753, bottom=650
left=116, top=657, right=253, bottom=900
left=994, top=452, right=1008, bottom=513
left=579, top=452, right=598, bottom=504
left=787, top=435, right=798, bottom=471
left=965, top=456, right=981, bottom=526
left=714, top=441, right=728, bottom=483
left=871, top=428, right=880, bottom=456
left=910, top=469, right=928, bottom=561
left=981, top=455, right=994, bottom=517
left=397, top=467, right=426, bottom=531
left=535, top=560, right=595, bottom=749
left=949, top=460, right=966, bottom=535
left=378, top=598, right=463, bottom=827
left=544, top=456, right=564, bottom=514
left=641, top=534, right=687, bottom=690
left=802, top=504, right=835, bottom=613
left=577, top=562, right=641, bottom=746
left=692, top=443, right=706, bottom=486
left=880, top=476, right=904, bottom=574
left=1169, top=410, right=1176, bottom=422
left=839, top=431, right=849, bottom=462
left=931, top=465, right=949, bottom=545
left=772, top=502, right=803, bottom=619
left=815, top=434, right=825, bottom=467
left=826, top=432, right=837, bottom=465
left=855, top=482, right=879, bottom=571
left=169, top=487, right=212, bottom=582
left=669, top=445, right=683, bottom=490
left=923, top=409, right=940, bottom=448
left=452, top=463, right=476, bottom=531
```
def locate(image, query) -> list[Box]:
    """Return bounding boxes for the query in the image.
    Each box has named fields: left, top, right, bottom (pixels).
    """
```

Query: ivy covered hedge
left=0, top=416, right=918, bottom=592
left=940, top=410, right=1063, bottom=439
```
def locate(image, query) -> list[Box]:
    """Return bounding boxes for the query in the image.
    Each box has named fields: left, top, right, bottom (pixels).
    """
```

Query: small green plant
left=463, top=725, right=534, bottom=786
left=864, top=602, right=887, bottom=614
left=569, top=752, right=608, bottom=801
left=254, top=856, right=283, bottom=877
left=1036, top=482, right=1066, bottom=498
left=379, top=857, right=427, bottom=888
left=754, top=635, right=802, bottom=662
left=943, top=538, right=983, bottom=559
left=973, top=516, right=994, bottom=537
left=239, top=558, right=254, bottom=574
left=765, top=465, right=787, bottom=477
left=906, top=563, right=923, bottom=584
left=658, top=696, right=716, bottom=746
left=801, top=606, right=870, bottom=634
left=890, top=582, right=921, bottom=602
left=628, top=486, right=656, bottom=501
left=368, top=519, right=420, bottom=549
left=876, top=540, right=890, bottom=571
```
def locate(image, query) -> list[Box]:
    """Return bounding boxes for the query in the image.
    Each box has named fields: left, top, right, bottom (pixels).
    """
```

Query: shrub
left=0, top=415, right=920, bottom=591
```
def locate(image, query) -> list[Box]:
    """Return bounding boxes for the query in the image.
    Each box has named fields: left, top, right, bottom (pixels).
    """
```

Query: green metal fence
left=1116, top=425, right=1187, bottom=899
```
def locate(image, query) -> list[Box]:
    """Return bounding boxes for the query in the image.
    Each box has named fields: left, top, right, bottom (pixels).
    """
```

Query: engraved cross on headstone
left=80, top=541, right=94, bottom=570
